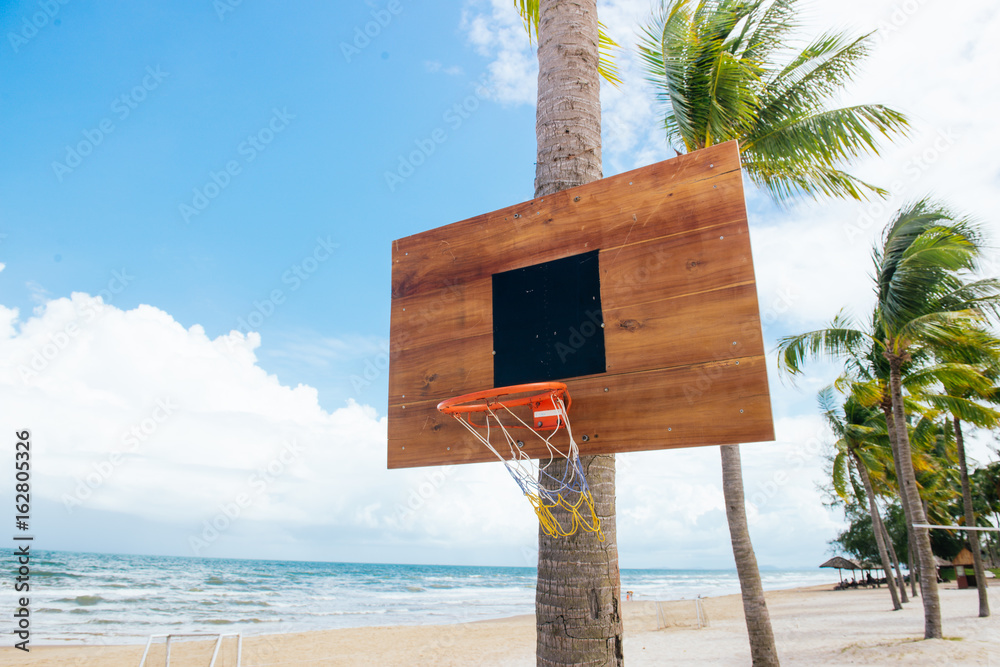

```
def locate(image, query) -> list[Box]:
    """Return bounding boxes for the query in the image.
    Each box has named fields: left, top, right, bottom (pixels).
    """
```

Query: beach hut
left=952, top=548, right=975, bottom=589
left=819, top=556, right=860, bottom=586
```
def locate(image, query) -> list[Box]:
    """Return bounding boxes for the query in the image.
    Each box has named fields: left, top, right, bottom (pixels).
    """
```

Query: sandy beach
left=3, top=581, right=996, bottom=666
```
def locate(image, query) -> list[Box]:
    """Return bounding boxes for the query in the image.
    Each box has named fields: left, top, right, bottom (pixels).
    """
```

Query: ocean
left=8, top=550, right=836, bottom=644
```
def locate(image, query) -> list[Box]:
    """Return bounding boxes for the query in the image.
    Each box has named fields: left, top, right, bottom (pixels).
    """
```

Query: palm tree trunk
left=850, top=449, right=901, bottom=610
left=721, top=444, right=780, bottom=666
left=886, top=355, right=942, bottom=638
left=879, top=511, right=908, bottom=603
left=533, top=2, right=622, bottom=665
left=536, top=456, right=623, bottom=665
left=954, top=419, right=990, bottom=617
left=534, top=0, right=602, bottom=198
left=881, top=401, right=917, bottom=600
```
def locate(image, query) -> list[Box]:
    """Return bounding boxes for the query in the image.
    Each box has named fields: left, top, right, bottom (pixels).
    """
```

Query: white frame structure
left=138, top=632, right=242, bottom=667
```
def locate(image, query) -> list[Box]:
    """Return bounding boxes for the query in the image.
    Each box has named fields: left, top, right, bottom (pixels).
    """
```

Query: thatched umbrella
left=820, top=556, right=860, bottom=583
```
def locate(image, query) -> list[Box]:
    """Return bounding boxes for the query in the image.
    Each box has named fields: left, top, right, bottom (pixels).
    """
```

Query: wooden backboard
left=387, top=141, right=774, bottom=469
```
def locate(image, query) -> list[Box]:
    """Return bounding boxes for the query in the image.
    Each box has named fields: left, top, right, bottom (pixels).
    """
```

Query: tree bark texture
left=879, top=512, right=908, bottom=603
left=887, top=356, right=942, bottom=638
left=534, top=0, right=602, bottom=198
left=721, top=444, right=780, bottom=666
left=882, top=402, right=918, bottom=600
left=954, top=419, right=990, bottom=617
left=536, top=456, right=623, bottom=666
left=850, top=449, right=902, bottom=610
left=533, top=2, right=622, bottom=665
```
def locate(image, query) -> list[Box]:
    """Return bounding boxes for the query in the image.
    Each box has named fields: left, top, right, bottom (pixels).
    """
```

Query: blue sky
left=2, top=1, right=540, bottom=411
left=2, top=0, right=999, bottom=570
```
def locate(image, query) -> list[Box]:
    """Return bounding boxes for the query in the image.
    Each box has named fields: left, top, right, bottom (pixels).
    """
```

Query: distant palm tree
left=640, top=1, right=910, bottom=662
left=821, top=387, right=902, bottom=610
left=779, top=198, right=1000, bottom=638
left=927, top=326, right=1000, bottom=617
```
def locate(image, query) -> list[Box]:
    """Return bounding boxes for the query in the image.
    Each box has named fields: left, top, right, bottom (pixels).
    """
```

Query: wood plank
left=387, top=281, right=765, bottom=406
left=391, top=142, right=744, bottom=299
left=387, top=354, right=773, bottom=468
left=388, top=333, right=493, bottom=402
left=598, top=218, right=753, bottom=308
left=389, top=276, right=491, bottom=353
left=603, top=282, right=764, bottom=375
left=566, top=355, right=773, bottom=451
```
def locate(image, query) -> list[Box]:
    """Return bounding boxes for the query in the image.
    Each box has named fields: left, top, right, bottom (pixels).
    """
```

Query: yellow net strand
left=526, top=490, right=605, bottom=542
left=446, top=390, right=602, bottom=540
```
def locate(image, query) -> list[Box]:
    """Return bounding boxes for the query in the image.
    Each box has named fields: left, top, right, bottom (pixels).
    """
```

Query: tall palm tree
left=927, top=328, right=1000, bottom=617
left=822, top=387, right=902, bottom=610
left=778, top=198, right=1000, bottom=638
left=640, top=1, right=910, bottom=661
left=522, top=1, right=623, bottom=664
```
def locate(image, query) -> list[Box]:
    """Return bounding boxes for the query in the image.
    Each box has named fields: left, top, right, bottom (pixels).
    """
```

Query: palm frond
left=742, top=153, right=888, bottom=202
left=776, top=312, right=875, bottom=374
left=832, top=449, right=850, bottom=501
left=745, top=105, right=910, bottom=175
left=922, top=394, right=1000, bottom=428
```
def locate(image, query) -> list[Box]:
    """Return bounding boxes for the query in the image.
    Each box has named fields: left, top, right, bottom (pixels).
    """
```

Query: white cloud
left=0, top=294, right=543, bottom=560
left=460, top=0, right=538, bottom=105
left=425, top=60, right=465, bottom=76
left=0, top=293, right=846, bottom=566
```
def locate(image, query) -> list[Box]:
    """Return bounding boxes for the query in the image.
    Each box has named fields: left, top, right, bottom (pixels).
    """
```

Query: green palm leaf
left=640, top=0, right=910, bottom=203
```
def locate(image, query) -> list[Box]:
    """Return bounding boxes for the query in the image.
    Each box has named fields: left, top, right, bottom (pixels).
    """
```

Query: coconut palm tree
left=639, top=0, right=910, bottom=204
left=778, top=198, right=1000, bottom=638
left=926, top=328, right=1000, bottom=616
left=520, top=1, right=623, bottom=664
left=821, top=387, right=902, bottom=609
left=639, top=1, right=911, bottom=660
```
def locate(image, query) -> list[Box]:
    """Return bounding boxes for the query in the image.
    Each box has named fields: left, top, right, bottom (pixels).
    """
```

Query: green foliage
left=972, top=461, right=1000, bottom=516
left=831, top=502, right=907, bottom=563
left=875, top=199, right=1000, bottom=350
left=639, top=0, right=910, bottom=203
left=830, top=512, right=880, bottom=563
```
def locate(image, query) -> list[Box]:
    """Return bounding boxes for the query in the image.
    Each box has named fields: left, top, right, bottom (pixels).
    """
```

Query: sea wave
left=9, top=549, right=836, bottom=644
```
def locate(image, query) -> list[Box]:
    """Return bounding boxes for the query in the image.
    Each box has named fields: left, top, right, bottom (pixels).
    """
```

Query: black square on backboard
left=492, top=249, right=606, bottom=387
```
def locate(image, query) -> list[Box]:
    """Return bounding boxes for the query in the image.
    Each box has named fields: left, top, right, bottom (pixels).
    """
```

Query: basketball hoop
left=438, top=382, right=603, bottom=540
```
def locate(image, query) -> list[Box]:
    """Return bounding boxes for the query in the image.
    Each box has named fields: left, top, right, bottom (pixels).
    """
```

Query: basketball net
left=443, top=387, right=604, bottom=541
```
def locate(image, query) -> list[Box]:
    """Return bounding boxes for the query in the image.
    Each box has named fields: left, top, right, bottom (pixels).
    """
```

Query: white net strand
left=445, top=389, right=602, bottom=539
